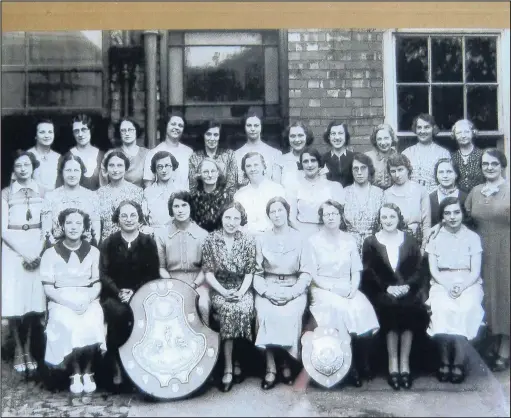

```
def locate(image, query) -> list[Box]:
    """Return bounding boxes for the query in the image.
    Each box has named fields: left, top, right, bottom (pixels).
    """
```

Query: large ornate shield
left=301, top=327, right=352, bottom=388
left=119, top=279, right=220, bottom=400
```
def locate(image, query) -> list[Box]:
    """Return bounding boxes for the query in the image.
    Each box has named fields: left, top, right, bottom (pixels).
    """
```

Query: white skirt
left=45, top=298, right=107, bottom=366
left=426, top=280, right=484, bottom=340
left=310, top=287, right=380, bottom=336
left=254, top=293, right=307, bottom=359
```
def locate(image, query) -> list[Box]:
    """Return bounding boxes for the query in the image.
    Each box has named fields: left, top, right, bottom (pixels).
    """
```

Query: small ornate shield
left=119, top=279, right=220, bottom=400
left=301, top=327, right=352, bottom=388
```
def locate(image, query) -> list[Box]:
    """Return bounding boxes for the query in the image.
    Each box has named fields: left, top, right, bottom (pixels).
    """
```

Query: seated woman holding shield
left=99, top=200, right=160, bottom=388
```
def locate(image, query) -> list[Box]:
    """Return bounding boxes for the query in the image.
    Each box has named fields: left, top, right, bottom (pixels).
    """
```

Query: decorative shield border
left=119, top=279, right=220, bottom=400
left=301, top=327, right=352, bottom=388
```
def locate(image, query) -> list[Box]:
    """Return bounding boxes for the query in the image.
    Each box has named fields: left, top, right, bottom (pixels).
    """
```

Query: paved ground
left=1, top=348, right=509, bottom=417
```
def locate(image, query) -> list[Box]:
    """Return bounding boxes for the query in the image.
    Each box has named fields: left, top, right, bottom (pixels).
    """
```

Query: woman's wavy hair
left=200, top=119, right=228, bottom=150
left=378, top=203, right=407, bottom=231
left=433, top=158, right=461, bottom=186
left=323, top=120, right=351, bottom=146
left=297, top=146, right=325, bottom=170
left=283, top=121, right=314, bottom=152
left=196, top=157, right=227, bottom=190
left=265, top=196, right=294, bottom=227
left=351, top=153, right=376, bottom=182
left=112, top=200, right=145, bottom=225
left=56, top=152, right=87, bottom=187
left=438, top=197, right=467, bottom=224
left=318, top=199, right=347, bottom=231
left=387, top=153, right=413, bottom=180
left=103, top=150, right=131, bottom=172
left=58, top=207, right=91, bottom=236
left=369, top=123, right=398, bottom=150
left=112, top=117, right=143, bottom=147
left=220, top=201, right=248, bottom=227
left=150, top=151, right=179, bottom=174
left=72, top=114, right=94, bottom=134
left=167, top=190, right=196, bottom=221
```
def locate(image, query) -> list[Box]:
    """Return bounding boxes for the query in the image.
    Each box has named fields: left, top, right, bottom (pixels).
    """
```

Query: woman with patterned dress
left=156, top=191, right=210, bottom=325
left=322, top=120, right=355, bottom=187
left=234, top=152, right=288, bottom=236
left=40, top=208, right=105, bottom=394
left=190, top=158, right=234, bottom=232
left=465, top=149, right=510, bottom=372
left=362, top=203, right=429, bottom=390
left=278, top=121, right=314, bottom=191
left=2, top=151, right=52, bottom=374
left=142, top=151, right=178, bottom=230
left=253, top=197, right=313, bottom=390
left=383, top=153, right=431, bottom=252
left=309, top=200, right=380, bottom=387
left=97, top=151, right=144, bottom=243
left=364, top=123, right=398, bottom=190
left=100, top=117, right=149, bottom=188
left=287, top=147, right=345, bottom=236
left=45, top=153, right=101, bottom=243
left=28, top=118, right=61, bottom=191
left=234, top=110, right=283, bottom=187
left=99, top=200, right=160, bottom=387
left=202, top=202, right=256, bottom=392
left=343, top=153, right=384, bottom=254
left=57, top=114, right=104, bottom=191
left=402, top=113, right=451, bottom=193
left=188, top=120, right=238, bottom=196
left=429, top=158, right=467, bottom=227
left=450, top=119, right=485, bottom=194
left=426, top=197, right=485, bottom=384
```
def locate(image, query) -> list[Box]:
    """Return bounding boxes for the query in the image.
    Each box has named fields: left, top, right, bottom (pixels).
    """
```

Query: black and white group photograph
left=1, top=20, right=510, bottom=418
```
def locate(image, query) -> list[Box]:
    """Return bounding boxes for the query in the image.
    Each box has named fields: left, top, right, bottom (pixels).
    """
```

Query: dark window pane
left=432, top=86, right=464, bottom=130
left=2, top=32, right=26, bottom=65
left=465, top=37, right=497, bottom=82
left=397, top=85, right=429, bottom=131
left=28, top=31, right=103, bottom=65
left=431, top=37, right=462, bottom=82
left=467, top=86, right=498, bottom=131
left=1, top=73, right=25, bottom=108
left=184, top=46, right=264, bottom=102
left=28, top=71, right=102, bottom=107
left=396, top=37, right=428, bottom=83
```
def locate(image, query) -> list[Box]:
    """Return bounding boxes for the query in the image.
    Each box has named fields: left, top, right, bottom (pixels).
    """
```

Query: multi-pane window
left=1, top=31, right=105, bottom=113
left=395, top=34, right=500, bottom=134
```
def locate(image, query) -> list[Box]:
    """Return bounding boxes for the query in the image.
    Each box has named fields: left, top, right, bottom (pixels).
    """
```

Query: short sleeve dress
left=202, top=230, right=256, bottom=340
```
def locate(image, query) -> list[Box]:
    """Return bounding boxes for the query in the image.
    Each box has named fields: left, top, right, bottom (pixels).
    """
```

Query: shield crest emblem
left=301, top=327, right=352, bottom=388
left=119, top=279, right=220, bottom=400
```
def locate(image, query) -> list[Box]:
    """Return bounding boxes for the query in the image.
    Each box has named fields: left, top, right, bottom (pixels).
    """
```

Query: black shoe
left=436, top=364, right=451, bottom=383
left=387, top=372, right=400, bottom=391
left=350, top=367, right=362, bottom=388
left=233, top=362, right=245, bottom=384
left=220, top=372, right=234, bottom=393
left=399, top=372, right=412, bottom=389
left=450, top=365, right=466, bottom=384
left=261, top=371, right=277, bottom=390
left=280, top=366, right=294, bottom=385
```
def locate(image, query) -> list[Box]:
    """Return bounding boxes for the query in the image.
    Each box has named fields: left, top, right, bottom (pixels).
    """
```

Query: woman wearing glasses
left=465, top=148, right=510, bottom=372
left=143, top=151, right=179, bottom=230
left=100, top=118, right=149, bottom=188
left=60, top=114, right=104, bottom=191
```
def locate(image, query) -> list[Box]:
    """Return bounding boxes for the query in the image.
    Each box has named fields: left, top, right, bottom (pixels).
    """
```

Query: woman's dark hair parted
left=283, top=121, right=314, bottom=150
left=377, top=203, right=407, bottom=231
left=12, top=150, right=40, bottom=171
left=150, top=151, right=179, bottom=174
left=220, top=201, right=248, bottom=226
left=297, top=146, right=325, bottom=170
left=56, top=152, right=87, bottom=186
left=57, top=207, right=91, bottom=232
left=72, top=113, right=94, bottom=131
left=318, top=199, right=347, bottom=230
left=323, top=120, right=351, bottom=146
left=167, top=190, right=196, bottom=220
left=433, top=158, right=461, bottom=185
left=112, top=117, right=143, bottom=147
left=111, top=200, right=145, bottom=225
left=103, top=150, right=131, bottom=172
left=351, top=153, right=376, bottom=181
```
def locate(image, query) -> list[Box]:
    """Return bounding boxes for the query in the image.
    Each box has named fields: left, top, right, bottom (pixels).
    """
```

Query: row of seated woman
left=3, top=190, right=487, bottom=396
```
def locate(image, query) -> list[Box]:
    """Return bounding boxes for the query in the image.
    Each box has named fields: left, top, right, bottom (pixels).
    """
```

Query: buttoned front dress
left=253, top=229, right=313, bottom=359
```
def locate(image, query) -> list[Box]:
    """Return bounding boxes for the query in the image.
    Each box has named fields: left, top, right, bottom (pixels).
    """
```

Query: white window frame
left=383, top=29, right=510, bottom=173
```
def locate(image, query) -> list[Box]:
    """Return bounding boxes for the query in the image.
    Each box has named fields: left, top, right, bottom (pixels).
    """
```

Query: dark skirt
left=101, top=297, right=134, bottom=351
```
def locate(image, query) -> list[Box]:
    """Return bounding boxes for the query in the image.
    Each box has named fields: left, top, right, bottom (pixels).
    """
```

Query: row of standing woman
left=2, top=110, right=509, bottom=392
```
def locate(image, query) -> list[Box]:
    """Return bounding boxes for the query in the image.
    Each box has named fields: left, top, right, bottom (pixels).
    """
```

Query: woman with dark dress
left=99, top=200, right=160, bottom=387
left=362, top=203, right=429, bottom=390
left=322, top=120, right=355, bottom=187
left=429, top=158, right=467, bottom=227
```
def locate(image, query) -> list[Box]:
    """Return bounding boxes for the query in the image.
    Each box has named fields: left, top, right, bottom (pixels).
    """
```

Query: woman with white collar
left=2, top=150, right=52, bottom=375
left=234, top=152, right=288, bottom=236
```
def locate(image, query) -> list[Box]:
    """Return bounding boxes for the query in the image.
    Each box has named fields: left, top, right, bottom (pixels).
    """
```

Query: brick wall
left=287, top=29, right=385, bottom=153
